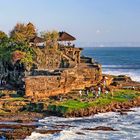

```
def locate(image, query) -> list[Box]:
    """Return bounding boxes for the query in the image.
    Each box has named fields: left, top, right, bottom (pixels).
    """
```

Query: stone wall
left=25, top=65, right=102, bottom=98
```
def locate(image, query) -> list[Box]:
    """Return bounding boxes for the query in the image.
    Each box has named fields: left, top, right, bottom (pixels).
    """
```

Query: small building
left=58, top=32, right=76, bottom=41
left=29, top=36, right=45, bottom=47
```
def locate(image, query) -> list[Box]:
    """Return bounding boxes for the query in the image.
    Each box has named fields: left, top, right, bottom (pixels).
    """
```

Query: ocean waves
left=102, top=65, right=140, bottom=69
left=26, top=108, right=140, bottom=140
left=102, top=67, right=140, bottom=82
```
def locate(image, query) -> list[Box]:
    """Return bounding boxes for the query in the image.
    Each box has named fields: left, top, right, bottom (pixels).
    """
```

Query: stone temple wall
left=25, top=65, right=102, bottom=98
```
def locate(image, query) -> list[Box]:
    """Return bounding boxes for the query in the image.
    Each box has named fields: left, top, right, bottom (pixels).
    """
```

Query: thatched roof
left=30, top=32, right=76, bottom=43
left=58, top=32, right=76, bottom=41
left=30, top=36, right=45, bottom=43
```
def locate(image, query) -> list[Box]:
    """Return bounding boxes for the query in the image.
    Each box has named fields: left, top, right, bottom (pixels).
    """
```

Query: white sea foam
left=25, top=108, right=140, bottom=140
left=103, top=68, right=140, bottom=82
left=102, top=65, right=140, bottom=69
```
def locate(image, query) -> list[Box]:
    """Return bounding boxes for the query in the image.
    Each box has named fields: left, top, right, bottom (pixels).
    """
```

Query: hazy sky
left=0, top=0, right=140, bottom=43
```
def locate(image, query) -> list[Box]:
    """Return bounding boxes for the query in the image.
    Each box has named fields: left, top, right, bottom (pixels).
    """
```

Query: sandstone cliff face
left=25, top=65, right=102, bottom=98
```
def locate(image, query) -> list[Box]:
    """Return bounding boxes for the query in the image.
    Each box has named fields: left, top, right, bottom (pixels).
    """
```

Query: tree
left=10, top=22, right=36, bottom=43
left=0, top=37, right=34, bottom=71
left=26, top=22, right=37, bottom=40
left=51, top=31, right=59, bottom=49
left=41, top=30, right=59, bottom=49
left=0, top=31, right=7, bottom=39
left=11, top=42, right=35, bottom=71
left=10, top=23, right=27, bottom=43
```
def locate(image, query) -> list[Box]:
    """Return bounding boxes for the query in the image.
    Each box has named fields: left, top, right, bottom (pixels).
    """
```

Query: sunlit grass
left=48, top=89, right=140, bottom=114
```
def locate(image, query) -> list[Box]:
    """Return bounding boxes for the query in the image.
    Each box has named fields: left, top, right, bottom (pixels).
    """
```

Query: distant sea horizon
left=76, top=41, right=140, bottom=48
left=82, top=46, right=140, bottom=48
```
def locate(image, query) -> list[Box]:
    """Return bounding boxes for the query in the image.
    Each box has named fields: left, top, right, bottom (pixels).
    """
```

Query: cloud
left=95, top=29, right=111, bottom=35
left=96, top=29, right=101, bottom=34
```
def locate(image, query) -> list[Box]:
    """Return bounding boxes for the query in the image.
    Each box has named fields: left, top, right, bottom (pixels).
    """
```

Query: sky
left=0, top=0, right=140, bottom=46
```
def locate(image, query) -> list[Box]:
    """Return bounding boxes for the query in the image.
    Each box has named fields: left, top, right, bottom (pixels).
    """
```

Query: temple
left=25, top=32, right=102, bottom=98
left=0, top=31, right=102, bottom=98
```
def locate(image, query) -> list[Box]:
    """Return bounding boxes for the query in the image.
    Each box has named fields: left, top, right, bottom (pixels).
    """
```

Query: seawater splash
left=26, top=108, right=140, bottom=140
left=103, top=68, right=140, bottom=82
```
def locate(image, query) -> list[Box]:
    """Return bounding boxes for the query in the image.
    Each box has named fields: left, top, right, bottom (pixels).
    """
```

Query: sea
left=83, top=47, right=140, bottom=82
left=26, top=47, right=140, bottom=140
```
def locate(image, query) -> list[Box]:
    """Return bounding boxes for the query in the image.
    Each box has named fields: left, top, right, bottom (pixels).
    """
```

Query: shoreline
left=56, top=97, right=140, bottom=118
left=47, top=89, right=140, bottom=118
left=0, top=98, right=140, bottom=139
left=0, top=75, right=140, bottom=139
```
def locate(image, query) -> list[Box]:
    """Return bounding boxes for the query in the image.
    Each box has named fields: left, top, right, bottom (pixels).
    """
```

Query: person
left=0, top=79, right=1, bottom=86
left=101, top=76, right=108, bottom=94
left=105, top=90, right=109, bottom=95
left=2, top=78, right=6, bottom=86
left=101, top=76, right=108, bottom=86
left=94, top=86, right=99, bottom=98
left=97, top=86, right=101, bottom=97
left=90, top=86, right=96, bottom=97
left=85, top=87, right=89, bottom=96
left=79, top=90, right=82, bottom=97
left=132, top=86, right=135, bottom=90
left=67, top=42, right=71, bottom=46
left=58, top=95, right=63, bottom=101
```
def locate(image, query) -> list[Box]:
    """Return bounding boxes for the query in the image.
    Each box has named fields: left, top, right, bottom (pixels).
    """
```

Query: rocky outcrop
left=54, top=97, right=140, bottom=118
left=82, top=126, right=118, bottom=131
left=0, top=112, right=44, bottom=139
left=25, top=64, right=102, bottom=98
left=0, top=124, right=36, bottom=139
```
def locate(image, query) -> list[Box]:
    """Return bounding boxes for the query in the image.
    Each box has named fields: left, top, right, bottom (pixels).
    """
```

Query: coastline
left=47, top=90, right=140, bottom=118
left=0, top=96, right=139, bottom=139
left=0, top=99, right=140, bottom=139
left=0, top=74, right=140, bottom=139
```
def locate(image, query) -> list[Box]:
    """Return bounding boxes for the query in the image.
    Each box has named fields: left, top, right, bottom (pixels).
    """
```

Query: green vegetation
left=10, top=22, right=36, bottom=43
left=48, top=89, right=140, bottom=115
left=0, top=36, right=35, bottom=70
left=0, top=22, right=60, bottom=72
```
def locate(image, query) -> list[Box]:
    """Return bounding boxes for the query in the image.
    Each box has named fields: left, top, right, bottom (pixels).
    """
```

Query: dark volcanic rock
left=0, top=124, right=36, bottom=139
left=54, top=124, right=75, bottom=129
left=83, top=126, right=118, bottom=131
left=75, top=132, right=85, bottom=135
left=0, top=112, right=45, bottom=139
left=119, top=111, right=128, bottom=115
left=35, top=129, right=62, bottom=134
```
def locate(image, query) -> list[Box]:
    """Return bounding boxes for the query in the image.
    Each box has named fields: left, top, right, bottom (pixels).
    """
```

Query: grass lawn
left=48, top=89, right=140, bottom=115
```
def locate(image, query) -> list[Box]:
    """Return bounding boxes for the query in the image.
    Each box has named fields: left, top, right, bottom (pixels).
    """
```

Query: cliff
left=25, top=63, right=102, bottom=98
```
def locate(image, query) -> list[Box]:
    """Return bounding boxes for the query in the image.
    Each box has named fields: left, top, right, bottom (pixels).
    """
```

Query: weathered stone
left=82, top=126, right=118, bottom=131
left=25, top=65, right=102, bottom=98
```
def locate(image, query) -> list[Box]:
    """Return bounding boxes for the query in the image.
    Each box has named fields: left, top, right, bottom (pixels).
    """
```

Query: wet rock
left=35, top=129, right=62, bottom=134
left=0, top=124, right=36, bottom=139
left=54, top=124, right=75, bottom=129
left=119, top=111, right=128, bottom=115
left=75, top=132, right=85, bottom=135
left=83, top=126, right=118, bottom=131
left=0, top=124, right=36, bottom=129
left=120, top=109, right=135, bottom=112
left=113, top=75, right=132, bottom=82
